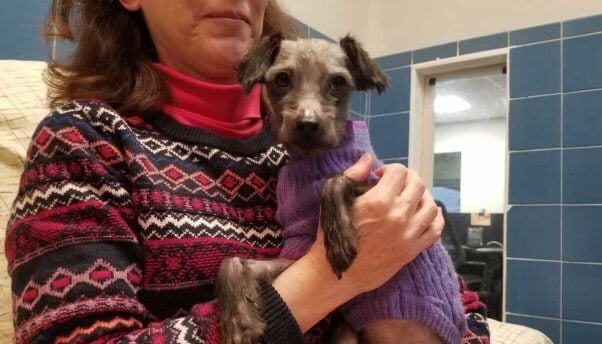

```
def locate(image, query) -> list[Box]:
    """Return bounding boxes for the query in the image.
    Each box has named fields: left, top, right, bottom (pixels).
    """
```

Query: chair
left=437, top=200, right=501, bottom=319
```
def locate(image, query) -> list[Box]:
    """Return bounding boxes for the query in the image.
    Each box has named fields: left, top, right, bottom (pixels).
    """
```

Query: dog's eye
left=275, top=72, right=290, bottom=88
left=331, top=76, right=348, bottom=92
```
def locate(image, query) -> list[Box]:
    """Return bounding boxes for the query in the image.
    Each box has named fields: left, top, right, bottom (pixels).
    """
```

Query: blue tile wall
left=292, top=17, right=309, bottom=38
left=368, top=113, right=409, bottom=160
left=563, top=147, right=602, bottom=204
left=506, top=260, right=561, bottom=317
left=562, top=263, right=602, bottom=323
left=510, top=23, right=561, bottom=45
left=261, top=16, right=602, bottom=343
left=370, top=67, right=411, bottom=115
left=563, top=33, right=602, bottom=92
left=510, top=41, right=561, bottom=98
left=509, top=95, right=561, bottom=150
left=375, top=52, right=412, bottom=69
left=509, top=150, right=560, bottom=204
left=351, top=92, right=366, bottom=115
left=563, top=206, right=602, bottom=262
left=0, top=0, right=50, bottom=60
left=562, top=321, right=602, bottom=344
left=563, top=14, right=602, bottom=37
left=505, top=314, right=560, bottom=344
left=563, top=90, right=602, bottom=147
left=413, top=42, right=457, bottom=64
left=309, top=28, right=335, bottom=42
left=459, top=32, right=508, bottom=55
left=507, top=206, right=560, bottom=260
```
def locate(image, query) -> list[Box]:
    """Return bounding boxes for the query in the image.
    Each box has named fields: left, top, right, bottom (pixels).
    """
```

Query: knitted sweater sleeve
left=5, top=108, right=300, bottom=344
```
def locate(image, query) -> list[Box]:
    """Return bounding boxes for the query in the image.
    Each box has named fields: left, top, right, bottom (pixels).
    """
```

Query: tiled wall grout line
left=510, top=92, right=562, bottom=100
left=508, top=203, right=602, bottom=207
left=559, top=21, right=565, bottom=342
left=509, top=147, right=561, bottom=153
left=508, top=258, right=602, bottom=266
left=383, top=65, right=412, bottom=72
left=510, top=87, right=602, bottom=101
left=510, top=145, right=602, bottom=153
left=369, top=111, right=411, bottom=118
left=563, top=30, right=602, bottom=41
left=507, top=312, right=602, bottom=327
left=506, top=312, right=563, bottom=322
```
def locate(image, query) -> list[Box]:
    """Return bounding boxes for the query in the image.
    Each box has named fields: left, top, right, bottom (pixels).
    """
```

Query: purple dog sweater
left=276, top=120, right=466, bottom=344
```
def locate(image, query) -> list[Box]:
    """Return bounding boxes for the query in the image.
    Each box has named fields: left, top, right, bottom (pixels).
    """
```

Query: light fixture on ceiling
left=434, top=95, right=471, bottom=114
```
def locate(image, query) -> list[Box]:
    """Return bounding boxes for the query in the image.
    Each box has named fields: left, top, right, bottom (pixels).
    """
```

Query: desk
left=462, top=245, right=504, bottom=319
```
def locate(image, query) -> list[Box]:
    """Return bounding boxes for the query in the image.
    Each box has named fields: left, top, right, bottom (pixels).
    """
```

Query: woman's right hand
left=310, top=153, right=444, bottom=295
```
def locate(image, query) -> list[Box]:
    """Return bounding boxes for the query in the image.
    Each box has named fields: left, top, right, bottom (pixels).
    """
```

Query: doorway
left=409, top=51, right=509, bottom=321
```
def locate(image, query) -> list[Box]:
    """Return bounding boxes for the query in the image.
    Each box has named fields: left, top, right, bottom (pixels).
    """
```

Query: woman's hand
left=310, top=153, right=444, bottom=294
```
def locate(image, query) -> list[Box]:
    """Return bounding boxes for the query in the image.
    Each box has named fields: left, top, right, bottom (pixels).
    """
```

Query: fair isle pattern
left=14, top=260, right=141, bottom=311
left=134, top=135, right=287, bottom=167
left=167, top=316, right=205, bottom=343
left=29, top=126, right=125, bottom=165
left=132, top=189, right=276, bottom=223
left=128, top=152, right=279, bottom=202
left=15, top=297, right=148, bottom=344
left=6, top=100, right=288, bottom=343
left=9, top=180, right=131, bottom=223
left=139, top=212, right=281, bottom=245
left=55, top=316, right=144, bottom=344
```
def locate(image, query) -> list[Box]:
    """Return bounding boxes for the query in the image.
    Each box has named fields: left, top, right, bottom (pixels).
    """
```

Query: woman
left=6, top=0, right=447, bottom=343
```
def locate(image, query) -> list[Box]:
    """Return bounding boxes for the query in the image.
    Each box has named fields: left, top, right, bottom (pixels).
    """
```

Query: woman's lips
left=204, top=12, right=250, bottom=25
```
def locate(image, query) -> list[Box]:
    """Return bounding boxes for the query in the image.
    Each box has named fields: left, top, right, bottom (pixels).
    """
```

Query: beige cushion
left=489, top=318, right=554, bottom=344
left=0, top=59, right=49, bottom=342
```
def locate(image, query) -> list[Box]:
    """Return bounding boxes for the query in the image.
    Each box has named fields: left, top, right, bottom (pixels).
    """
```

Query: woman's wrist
left=272, top=248, right=360, bottom=332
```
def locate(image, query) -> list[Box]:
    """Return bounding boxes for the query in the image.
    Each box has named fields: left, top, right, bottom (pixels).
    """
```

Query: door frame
left=407, top=47, right=510, bottom=320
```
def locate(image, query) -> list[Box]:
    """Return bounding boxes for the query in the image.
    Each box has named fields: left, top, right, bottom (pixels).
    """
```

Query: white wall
left=434, top=118, right=506, bottom=213
left=278, top=0, right=370, bottom=42
left=281, top=0, right=602, bottom=56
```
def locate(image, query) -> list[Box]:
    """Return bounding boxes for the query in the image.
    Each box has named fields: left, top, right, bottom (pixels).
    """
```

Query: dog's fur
left=216, top=34, right=388, bottom=344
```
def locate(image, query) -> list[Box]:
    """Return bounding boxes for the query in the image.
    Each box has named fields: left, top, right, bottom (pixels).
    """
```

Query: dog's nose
left=296, top=118, right=320, bottom=133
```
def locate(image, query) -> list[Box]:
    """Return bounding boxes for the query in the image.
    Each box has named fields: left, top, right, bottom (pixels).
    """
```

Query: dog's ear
left=340, top=35, right=388, bottom=94
left=237, top=33, right=284, bottom=93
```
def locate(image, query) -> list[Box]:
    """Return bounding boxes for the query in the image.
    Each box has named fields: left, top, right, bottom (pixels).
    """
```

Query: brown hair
left=44, top=0, right=300, bottom=115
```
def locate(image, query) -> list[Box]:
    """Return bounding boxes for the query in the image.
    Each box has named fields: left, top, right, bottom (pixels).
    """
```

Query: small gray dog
left=216, top=34, right=388, bottom=344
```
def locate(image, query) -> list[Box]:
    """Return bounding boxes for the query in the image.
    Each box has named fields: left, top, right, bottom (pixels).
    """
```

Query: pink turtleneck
left=155, top=63, right=263, bottom=140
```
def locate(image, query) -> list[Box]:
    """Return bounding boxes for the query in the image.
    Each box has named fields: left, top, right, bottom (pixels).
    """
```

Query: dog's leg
left=359, top=320, right=443, bottom=344
left=328, top=319, right=360, bottom=344
left=320, top=174, right=370, bottom=278
left=217, top=257, right=293, bottom=344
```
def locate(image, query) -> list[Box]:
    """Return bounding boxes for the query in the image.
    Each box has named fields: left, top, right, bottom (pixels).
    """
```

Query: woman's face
left=121, top=0, right=269, bottom=84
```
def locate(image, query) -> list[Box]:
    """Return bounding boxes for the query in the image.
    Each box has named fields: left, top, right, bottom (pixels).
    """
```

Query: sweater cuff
left=259, top=281, right=305, bottom=344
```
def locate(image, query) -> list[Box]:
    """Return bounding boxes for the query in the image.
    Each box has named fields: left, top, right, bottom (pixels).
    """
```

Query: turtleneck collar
left=155, top=63, right=263, bottom=140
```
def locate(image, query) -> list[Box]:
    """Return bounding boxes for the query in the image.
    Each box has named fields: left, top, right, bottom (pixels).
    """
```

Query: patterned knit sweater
left=5, top=100, right=309, bottom=344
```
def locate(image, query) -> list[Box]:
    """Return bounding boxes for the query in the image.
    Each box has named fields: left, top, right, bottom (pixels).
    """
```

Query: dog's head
left=238, top=34, right=388, bottom=155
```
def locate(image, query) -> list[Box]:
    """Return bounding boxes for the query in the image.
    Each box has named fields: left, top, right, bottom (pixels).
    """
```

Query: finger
left=394, top=169, right=426, bottom=214
left=368, top=163, right=407, bottom=200
left=419, top=207, right=444, bottom=246
left=409, top=191, right=439, bottom=234
left=343, top=153, right=373, bottom=182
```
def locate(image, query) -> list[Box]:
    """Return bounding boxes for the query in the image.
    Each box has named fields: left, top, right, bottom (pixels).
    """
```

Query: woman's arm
left=6, top=104, right=290, bottom=344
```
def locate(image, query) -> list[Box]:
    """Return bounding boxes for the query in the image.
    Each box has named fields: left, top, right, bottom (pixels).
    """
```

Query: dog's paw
left=217, top=257, right=266, bottom=344
left=326, top=234, right=358, bottom=279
